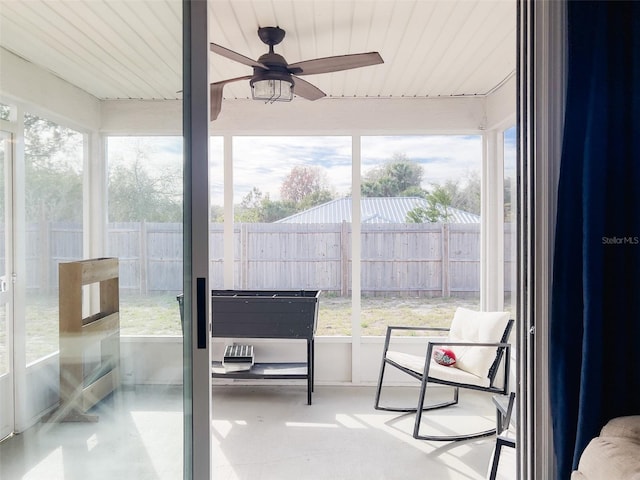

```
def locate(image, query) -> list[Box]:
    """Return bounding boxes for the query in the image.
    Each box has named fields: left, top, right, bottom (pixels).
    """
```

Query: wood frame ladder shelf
left=55, top=257, right=120, bottom=422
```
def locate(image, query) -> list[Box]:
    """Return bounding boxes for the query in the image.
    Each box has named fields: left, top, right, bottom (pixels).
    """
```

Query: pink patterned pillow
left=433, top=347, right=457, bottom=367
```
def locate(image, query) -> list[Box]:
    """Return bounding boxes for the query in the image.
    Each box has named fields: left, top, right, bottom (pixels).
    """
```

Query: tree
left=258, top=197, right=298, bottom=222
left=210, top=204, right=224, bottom=223
left=406, top=184, right=454, bottom=223
left=23, top=117, right=183, bottom=224
left=361, top=153, right=425, bottom=197
left=281, top=165, right=334, bottom=209
left=280, top=166, right=326, bottom=203
left=108, top=140, right=182, bottom=222
left=235, top=166, right=335, bottom=223
left=23, top=114, right=84, bottom=222
left=235, top=187, right=297, bottom=223
left=450, top=171, right=480, bottom=215
left=401, top=185, right=429, bottom=199
left=406, top=169, right=483, bottom=223
left=235, top=187, right=264, bottom=223
left=298, top=189, right=334, bottom=210
left=503, top=176, right=514, bottom=222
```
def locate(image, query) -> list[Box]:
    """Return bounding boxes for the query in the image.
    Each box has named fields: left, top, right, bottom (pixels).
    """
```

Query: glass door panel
left=0, top=1, right=190, bottom=478
left=231, top=136, right=352, bottom=335
left=0, top=130, right=13, bottom=440
left=503, top=126, right=517, bottom=316
left=23, top=114, right=83, bottom=365
left=359, top=135, right=482, bottom=336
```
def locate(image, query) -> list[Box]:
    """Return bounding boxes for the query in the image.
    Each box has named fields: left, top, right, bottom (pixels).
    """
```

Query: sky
left=212, top=134, right=485, bottom=205
left=108, top=132, right=518, bottom=207
left=503, top=126, right=517, bottom=176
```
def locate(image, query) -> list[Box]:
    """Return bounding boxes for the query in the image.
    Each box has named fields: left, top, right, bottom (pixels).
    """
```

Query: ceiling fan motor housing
left=256, top=52, right=289, bottom=71
left=258, top=26, right=286, bottom=46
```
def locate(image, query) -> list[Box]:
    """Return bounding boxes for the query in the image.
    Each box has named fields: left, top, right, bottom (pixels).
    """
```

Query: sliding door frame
left=518, top=0, right=565, bottom=478
left=183, top=0, right=211, bottom=478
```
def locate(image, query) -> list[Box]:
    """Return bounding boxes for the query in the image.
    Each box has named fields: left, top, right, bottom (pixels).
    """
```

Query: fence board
left=16, top=221, right=506, bottom=297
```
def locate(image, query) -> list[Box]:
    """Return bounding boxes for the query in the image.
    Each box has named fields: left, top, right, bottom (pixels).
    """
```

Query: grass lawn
left=12, top=292, right=482, bottom=364
left=320, top=294, right=480, bottom=336
left=121, top=292, right=480, bottom=337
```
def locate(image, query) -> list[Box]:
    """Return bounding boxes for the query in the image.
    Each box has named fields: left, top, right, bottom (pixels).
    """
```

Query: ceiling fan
left=209, top=26, right=384, bottom=120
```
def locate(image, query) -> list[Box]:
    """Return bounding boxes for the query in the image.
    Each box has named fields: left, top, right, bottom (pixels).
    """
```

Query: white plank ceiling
left=0, top=0, right=515, bottom=102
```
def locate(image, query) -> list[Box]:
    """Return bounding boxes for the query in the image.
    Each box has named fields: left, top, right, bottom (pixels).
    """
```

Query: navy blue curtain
left=551, top=1, right=640, bottom=478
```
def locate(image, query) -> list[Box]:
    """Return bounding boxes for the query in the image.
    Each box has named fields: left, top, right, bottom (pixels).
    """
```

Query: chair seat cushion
left=386, top=350, right=491, bottom=388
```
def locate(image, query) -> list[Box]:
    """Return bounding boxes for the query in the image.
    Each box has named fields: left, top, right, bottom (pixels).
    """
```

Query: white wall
left=121, top=337, right=356, bottom=386
left=99, top=95, right=494, bottom=136
left=119, top=336, right=453, bottom=387
left=486, top=75, right=517, bottom=130
left=0, top=48, right=100, bottom=131
left=209, top=96, right=490, bottom=134
left=100, top=99, right=182, bottom=135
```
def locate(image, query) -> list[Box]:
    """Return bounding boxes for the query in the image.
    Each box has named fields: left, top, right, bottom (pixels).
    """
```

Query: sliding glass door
left=0, top=0, right=197, bottom=477
left=0, top=130, right=12, bottom=441
left=183, top=1, right=212, bottom=478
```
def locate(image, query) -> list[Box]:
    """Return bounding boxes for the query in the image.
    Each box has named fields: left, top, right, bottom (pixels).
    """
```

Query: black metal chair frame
left=495, top=391, right=516, bottom=435
left=488, top=435, right=517, bottom=479
left=374, top=320, right=513, bottom=442
left=489, top=392, right=517, bottom=480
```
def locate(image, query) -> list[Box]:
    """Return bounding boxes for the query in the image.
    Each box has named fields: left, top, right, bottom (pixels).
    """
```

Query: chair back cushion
left=448, top=308, right=510, bottom=378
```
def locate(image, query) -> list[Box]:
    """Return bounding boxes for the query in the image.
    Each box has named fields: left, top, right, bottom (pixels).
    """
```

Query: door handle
left=196, top=277, right=206, bottom=349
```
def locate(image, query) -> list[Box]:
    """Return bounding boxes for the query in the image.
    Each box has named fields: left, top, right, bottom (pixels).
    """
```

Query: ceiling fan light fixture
left=250, top=74, right=294, bottom=103
left=209, top=26, right=383, bottom=120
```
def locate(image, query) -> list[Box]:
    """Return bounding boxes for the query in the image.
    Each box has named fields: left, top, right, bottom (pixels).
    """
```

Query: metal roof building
left=275, top=197, right=480, bottom=224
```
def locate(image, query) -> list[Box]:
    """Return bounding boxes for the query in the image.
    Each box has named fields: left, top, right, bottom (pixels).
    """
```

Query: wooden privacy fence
left=18, top=221, right=514, bottom=296
left=232, top=223, right=483, bottom=296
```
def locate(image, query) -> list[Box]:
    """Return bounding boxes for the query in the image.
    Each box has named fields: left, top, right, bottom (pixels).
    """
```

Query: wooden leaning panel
left=57, top=257, right=120, bottom=422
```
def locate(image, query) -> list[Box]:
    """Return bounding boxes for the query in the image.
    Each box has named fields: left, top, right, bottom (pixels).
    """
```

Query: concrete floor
left=0, top=385, right=503, bottom=480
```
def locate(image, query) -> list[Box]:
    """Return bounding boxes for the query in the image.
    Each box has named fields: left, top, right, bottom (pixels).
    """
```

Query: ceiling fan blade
left=210, top=76, right=252, bottom=120
left=292, top=76, right=326, bottom=101
left=210, top=43, right=267, bottom=69
left=288, top=52, right=383, bottom=76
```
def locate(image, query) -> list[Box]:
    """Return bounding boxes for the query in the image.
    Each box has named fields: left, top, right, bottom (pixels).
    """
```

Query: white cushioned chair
left=374, top=307, right=514, bottom=441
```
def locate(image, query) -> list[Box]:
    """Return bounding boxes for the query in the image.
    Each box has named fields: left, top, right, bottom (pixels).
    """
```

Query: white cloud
left=108, top=136, right=183, bottom=175
left=116, top=135, right=484, bottom=207
left=361, top=135, right=482, bottom=186
left=222, top=135, right=482, bottom=203
left=229, top=136, right=352, bottom=202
